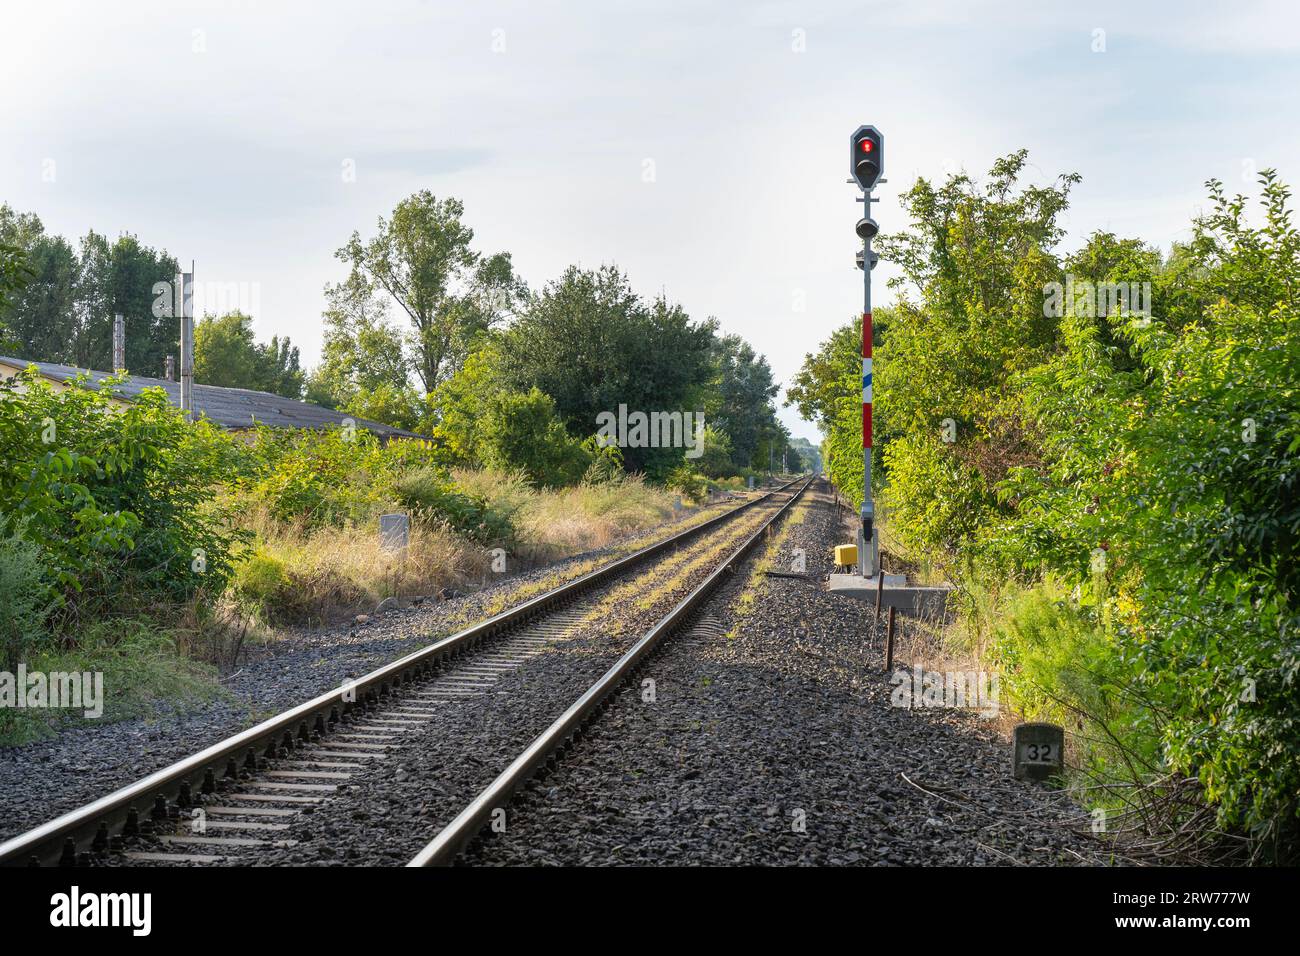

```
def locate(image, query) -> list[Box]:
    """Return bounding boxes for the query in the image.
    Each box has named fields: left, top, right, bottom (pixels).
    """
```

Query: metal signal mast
left=850, top=125, right=884, bottom=577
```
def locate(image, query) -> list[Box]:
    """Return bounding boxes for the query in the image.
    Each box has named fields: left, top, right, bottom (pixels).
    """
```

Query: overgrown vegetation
left=795, top=154, right=1300, bottom=862
left=0, top=370, right=247, bottom=628
left=0, top=389, right=684, bottom=740
left=0, top=371, right=241, bottom=741
left=0, top=367, right=712, bottom=743
left=0, top=187, right=809, bottom=746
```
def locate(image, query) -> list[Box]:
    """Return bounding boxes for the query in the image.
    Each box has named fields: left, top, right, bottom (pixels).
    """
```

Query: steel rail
left=0, top=477, right=804, bottom=867
left=408, top=474, right=815, bottom=866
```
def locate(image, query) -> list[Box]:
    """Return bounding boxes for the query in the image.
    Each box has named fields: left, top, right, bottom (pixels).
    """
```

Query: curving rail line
left=0, top=476, right=805, bottom=868
left=409, top=474, right=814, bottom=865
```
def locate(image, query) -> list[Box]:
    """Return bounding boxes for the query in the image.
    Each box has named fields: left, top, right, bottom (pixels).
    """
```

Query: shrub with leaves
left=664, top=464, right=709, bottom=503
left=392, top=466, right=515, bottom=545
left=228, top=550, right=297, bottom=624
left=1000, top=172, right=1300, bottom=852
left=239, top=425, right=445, bottom=529
left=796, top=158, right=1300, bottom=859
left=0, top=528, right=49, bottom=670
left=0, top=369, right=249, bottom=622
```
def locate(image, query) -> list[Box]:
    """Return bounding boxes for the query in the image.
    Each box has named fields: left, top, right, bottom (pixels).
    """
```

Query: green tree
left=785, top=318, right=861, bottom=434
left=71, top=230, right=114, bottom=368
left=194, top=311, right=259, bottom=389
left=429, top=345, right=501, bottom=464
left=706, top=333, right=780, bottom=469
left=305, top=275, right=419, bottom=426
left=478, top=387, right=589, bottom=486
left=496, top=264, right=716, bottom=476
left=693, top=424, right=735, bottom=479
left=0, top=243, right=34, bottom=352
left=807, top=152, right=1075, bottom=528
left=874, top=151, right=1073, bottom=485
left=0, top=205, right=39, bottom=350
left=194, top=311, right=303, bottom=398
left=1003, top=173, right=1300, bottom=849
left=0, top=207, right=179, bottom=375
left=337, top=192, right=525, bottom=393
left=109, top=233, right=181, bottom=377
left=258, top=335, right=305, bottom=399
left=788, top=437, right=822, bottom=473
left=8, top=234, right=79, bottom=364
left=431, top=344, right=586, bottom=485
left=753, top=418, right=793, bottom=475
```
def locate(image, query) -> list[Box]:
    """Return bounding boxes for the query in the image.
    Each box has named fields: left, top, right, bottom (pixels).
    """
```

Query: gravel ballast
left=0, top=492, right=756, bottom=844
left=455, top=480, right=1128, bottom=866
left=5, top=481, right=1128, bottom=866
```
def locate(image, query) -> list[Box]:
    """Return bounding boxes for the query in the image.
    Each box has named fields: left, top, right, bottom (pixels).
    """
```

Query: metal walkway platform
left=826, top=572, right=953, bottom=618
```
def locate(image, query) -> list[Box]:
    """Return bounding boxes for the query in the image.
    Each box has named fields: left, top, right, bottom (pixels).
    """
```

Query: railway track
left=0, top=476, right=809, bottom=868
left=409, top=474, right=813, bottom=865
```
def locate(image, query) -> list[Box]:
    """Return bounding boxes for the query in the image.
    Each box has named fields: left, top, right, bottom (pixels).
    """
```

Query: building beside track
left=0, top=355, right=427, bottom=441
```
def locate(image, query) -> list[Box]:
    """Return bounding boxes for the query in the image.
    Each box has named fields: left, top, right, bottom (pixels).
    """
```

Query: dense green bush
left=238, top=425, right=446, bottom=529
left=478, top=387, right=590, bottom=487
left=432, top=347, right=590, bottom=487
left=392, top=467, right=515, bottom=544
left=693, top=424, right=735, bottom=479
left=881, top=433, right=989, bottom=553
left=0, top=528, right=49, bottom=670
left=228, top=550, right=298, bottom=624
left=664, top=464, right=710, bottom=502
left=580, top=438, right=625, bottom=485
left=799, top=157, right=1300, bottom=858
left=0, top=369, right=248, bottom=621
left=999, top=172, right=1300, bottom=850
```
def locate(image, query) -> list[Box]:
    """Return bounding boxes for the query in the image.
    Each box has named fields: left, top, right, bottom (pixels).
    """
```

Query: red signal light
left=850, top=125, right=884, bottom=190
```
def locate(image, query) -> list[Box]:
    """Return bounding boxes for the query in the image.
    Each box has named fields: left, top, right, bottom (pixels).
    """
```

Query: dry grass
left=226, top=470, right=689, bottom=629
left=240, top=522, right=491, bottom=626
left=453, top=468, right=678, bottom=559
left=581, top=505, right=773, bottom=635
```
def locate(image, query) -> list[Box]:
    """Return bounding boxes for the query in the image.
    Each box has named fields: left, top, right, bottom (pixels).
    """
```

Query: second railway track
left=0, top=476, right=809, bottom=868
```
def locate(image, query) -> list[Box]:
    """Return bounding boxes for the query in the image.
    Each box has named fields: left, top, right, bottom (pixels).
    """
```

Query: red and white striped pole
left=859, top=224, right=877, bottom=577
left=850, top=125, right=883, bottom=578
left=862, top=310, right=872, bottom=451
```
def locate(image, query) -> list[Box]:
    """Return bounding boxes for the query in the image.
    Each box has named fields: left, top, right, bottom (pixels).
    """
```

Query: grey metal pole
left=858, top=190, right=876, bottom=578
left=112, top=313, right=125, bottom=372
left=179, top=263, right=194, bottom=419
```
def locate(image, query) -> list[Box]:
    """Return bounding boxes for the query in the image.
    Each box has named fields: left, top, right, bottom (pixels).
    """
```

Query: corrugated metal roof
left=0, top=356, right=428, bottom=440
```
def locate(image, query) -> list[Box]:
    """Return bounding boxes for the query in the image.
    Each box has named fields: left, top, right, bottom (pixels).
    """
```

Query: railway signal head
left=855, top=216, right=879, bottom=240
left=850, top=125, right=884, bottom=191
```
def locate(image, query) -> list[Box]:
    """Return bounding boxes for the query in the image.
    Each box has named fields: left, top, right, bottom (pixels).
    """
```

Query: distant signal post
left=850, top=125, right=883, bottom=578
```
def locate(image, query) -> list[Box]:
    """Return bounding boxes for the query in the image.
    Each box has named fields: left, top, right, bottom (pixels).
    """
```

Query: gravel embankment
left=232, top=496, right=786, bottom=865
left=455, top=480, right=1126, bottom=866
left=8, top=480, right=1126, bottom=867
left=0, top=494, right=752, bottom=844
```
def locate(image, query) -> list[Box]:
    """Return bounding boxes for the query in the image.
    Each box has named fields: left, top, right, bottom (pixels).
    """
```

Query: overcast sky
left=3, top=0, right=1298, bottom=441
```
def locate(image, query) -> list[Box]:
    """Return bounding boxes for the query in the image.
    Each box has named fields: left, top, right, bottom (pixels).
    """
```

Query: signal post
left=828, top=124, right=953, bottom=626
left=850, top=125, right=883, bottom=578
